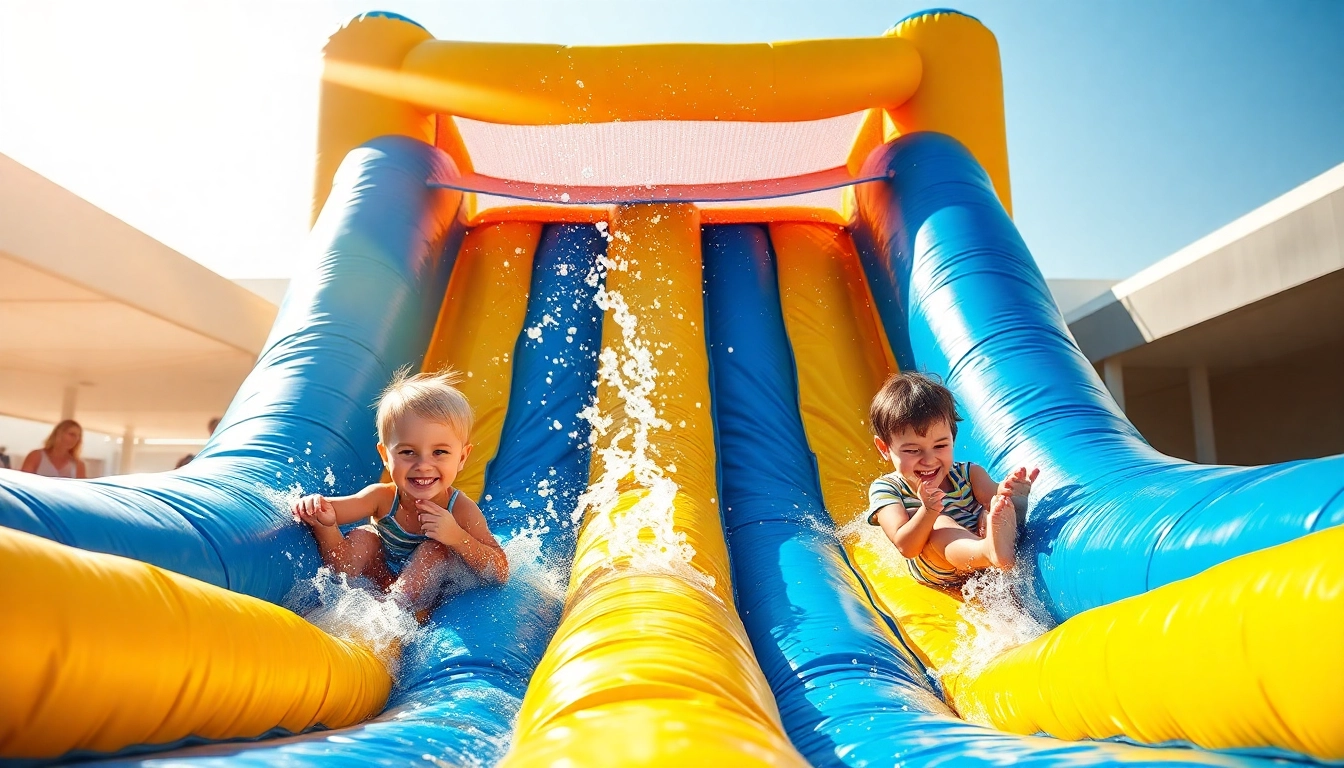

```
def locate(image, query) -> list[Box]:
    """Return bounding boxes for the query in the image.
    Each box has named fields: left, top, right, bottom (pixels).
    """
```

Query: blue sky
left=1, top=0, right=1341, bottom=281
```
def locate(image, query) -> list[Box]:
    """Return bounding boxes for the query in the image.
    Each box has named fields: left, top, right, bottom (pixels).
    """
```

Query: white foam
left=500, top=522, right=569, bottom=602
left=303, top=568, right=424, bottom=676
left=945, top=565, right=1052, bottom=677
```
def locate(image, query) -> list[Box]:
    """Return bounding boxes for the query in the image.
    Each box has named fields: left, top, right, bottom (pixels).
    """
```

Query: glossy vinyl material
left=885, top=9, right=1012, bottom=215
left=399, top=36, right=922, bottom=125
left=89, top=223, right=609, bottom=767
left=422, top=221, right=544, bottom=499
left=701, top=223, right=1279, bottom=768
left=0, top=527, right=390, bottom=761
left=959, top=525, right=1344, bottom=759
left=768, top=216, right=1343, bottom=761
left=316, top=11, right=1011, bottom=230
left=499, top=205, right=807, bottom=768
left=853, top=132, right=1344, bottom=620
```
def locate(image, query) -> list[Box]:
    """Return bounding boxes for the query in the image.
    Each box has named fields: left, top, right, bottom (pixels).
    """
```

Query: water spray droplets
left=572, top=250, right=711, bottom=590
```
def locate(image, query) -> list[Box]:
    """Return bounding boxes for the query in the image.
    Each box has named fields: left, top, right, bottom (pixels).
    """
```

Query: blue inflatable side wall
left=0, top=136, right=465, bottom=602
left=700, top=224, right=1279, bottom=768
left=853, top=132, right=1344, bottom=620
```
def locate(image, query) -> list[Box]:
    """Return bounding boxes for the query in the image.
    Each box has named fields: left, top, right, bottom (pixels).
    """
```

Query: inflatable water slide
left=3, top=9, right=1341, bottom=766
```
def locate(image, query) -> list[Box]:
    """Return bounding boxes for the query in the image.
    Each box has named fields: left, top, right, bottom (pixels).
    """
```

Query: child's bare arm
left=874, top=486, right=944, bottom=559
left=292, top=484, right=389, bottom=528
left=968, top=463, right=1000, bottom=510
left=416, top=495, right=509, bottom=583
left=290, top=485, right=390, bottom=577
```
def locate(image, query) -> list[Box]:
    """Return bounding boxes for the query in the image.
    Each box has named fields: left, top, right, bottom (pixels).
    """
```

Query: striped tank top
left=376, top=487, right=460, bottom=569
left=867, top=461, right=985, bottom=587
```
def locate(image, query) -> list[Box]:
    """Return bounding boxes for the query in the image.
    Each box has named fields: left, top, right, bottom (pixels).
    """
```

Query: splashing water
left=834, top=512, right=1053, bottom=701
left=570, top=243, right=710, bottom=590
left=500, top=522, right=569, bottom=603
left=302, top=568, right=424, bottom=675
left=944, top=564, right=1053, bottom=680
left=263, top=473, right=424, bottom=678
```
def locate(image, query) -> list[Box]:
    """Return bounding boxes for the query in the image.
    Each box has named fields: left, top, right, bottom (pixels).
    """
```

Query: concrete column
left=118, top=427, right=136, bottom=475
left=60, top=384, right=79, bottom=421
left=1189, top=364, right=1217, bottom=464
left=1103, top=358, right=1126, bottom=412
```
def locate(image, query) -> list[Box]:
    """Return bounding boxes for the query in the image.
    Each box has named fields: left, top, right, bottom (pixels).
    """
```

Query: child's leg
left=388, top=540, right=454, bottom=613
left=984, top=491, right=1018, bottom=570
left=312, top=525, right=382, bottom=579
left=924, top=517, right=992, bottom=573
left=925, top=502, right=1016, bottom=573
left=363, top=543, right=397, bottom=591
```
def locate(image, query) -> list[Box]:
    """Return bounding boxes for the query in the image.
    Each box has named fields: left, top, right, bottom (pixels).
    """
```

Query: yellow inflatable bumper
left=0, top=527, right=390, bottom=760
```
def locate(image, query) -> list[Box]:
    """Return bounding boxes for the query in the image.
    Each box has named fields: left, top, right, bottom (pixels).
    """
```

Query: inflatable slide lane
left=2, top=8, right=1339, bottom=767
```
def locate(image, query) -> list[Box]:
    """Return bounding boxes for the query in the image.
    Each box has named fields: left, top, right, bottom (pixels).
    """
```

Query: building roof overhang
left=1067, top=162, right=1344, bottom=370
left=0, top=153, right=278, bottom=438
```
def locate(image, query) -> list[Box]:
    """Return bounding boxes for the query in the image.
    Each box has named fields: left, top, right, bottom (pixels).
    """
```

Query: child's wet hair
left=869, top=371, right=962, bottom=442
left=376, top=366, right=473, bottom=445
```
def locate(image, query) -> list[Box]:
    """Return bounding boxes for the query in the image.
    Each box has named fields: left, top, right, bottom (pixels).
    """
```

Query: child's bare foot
left=984, top=491, right=1017, bottom=570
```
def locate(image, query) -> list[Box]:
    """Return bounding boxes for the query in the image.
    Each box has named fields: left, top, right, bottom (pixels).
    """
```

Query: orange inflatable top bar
left=313, top=11, right=1010, bottom=224
left=389, top=38, right=923, bottom=124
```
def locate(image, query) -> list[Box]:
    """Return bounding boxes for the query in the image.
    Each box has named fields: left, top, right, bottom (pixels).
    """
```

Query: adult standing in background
left=21, top=420, right=87, bottom=479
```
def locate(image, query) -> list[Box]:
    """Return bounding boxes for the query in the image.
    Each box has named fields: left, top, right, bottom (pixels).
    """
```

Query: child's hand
left=415, top=498, right=466, bottom=545
left=293, top=494, right=337, bottom=528
left=998, top=467, right=1040, bottom=501
left=917, top=478, right=945, bottom=513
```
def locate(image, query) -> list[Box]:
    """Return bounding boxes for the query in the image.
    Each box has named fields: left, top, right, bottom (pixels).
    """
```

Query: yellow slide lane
left=0, top=527, right=390, bottom=760
left=500, top=205, right=806, bottom=768
left=775, top=221, right=1344, bottom=760
left=422, top=221, right=541, bottom=500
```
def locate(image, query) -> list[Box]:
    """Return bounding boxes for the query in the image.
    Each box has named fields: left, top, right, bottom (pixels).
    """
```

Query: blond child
left=867, top=372, right=1038, bottom=588
left=292, top=368, right=508, bottom=613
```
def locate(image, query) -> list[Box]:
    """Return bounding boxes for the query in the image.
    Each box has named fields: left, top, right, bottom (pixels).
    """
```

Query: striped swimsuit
left=376, top=487, right=460, bottom=574
left=867, top=461, right=985, bottom=587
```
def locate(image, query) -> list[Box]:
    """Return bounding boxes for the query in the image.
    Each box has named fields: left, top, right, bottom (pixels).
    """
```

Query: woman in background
left=22, top=419, right=86, bottom=479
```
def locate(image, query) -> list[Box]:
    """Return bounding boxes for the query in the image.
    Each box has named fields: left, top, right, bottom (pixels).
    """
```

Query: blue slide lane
left=0, top=136, right=464, bottom=602
left=702, top=224, right=1277, bottom=768
left=120, top=223, right=607, bottom=766
left=853, top=132, right=1344, bottom=620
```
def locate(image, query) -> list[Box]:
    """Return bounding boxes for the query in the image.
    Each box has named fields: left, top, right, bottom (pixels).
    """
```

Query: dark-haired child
left=867, top=371, right=1038, bottom=588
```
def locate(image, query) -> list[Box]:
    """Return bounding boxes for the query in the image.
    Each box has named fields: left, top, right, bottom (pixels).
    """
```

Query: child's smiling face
left=378, top=413, right=472, bottom=504
left=874, top=418, right=955, bottom=491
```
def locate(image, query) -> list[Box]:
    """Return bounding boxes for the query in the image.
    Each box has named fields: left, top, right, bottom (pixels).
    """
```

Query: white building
left=1066, top=162, right=1344, bottom=465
